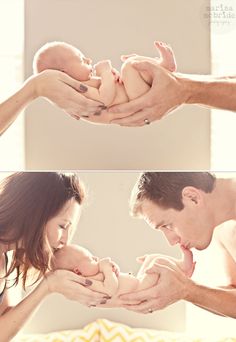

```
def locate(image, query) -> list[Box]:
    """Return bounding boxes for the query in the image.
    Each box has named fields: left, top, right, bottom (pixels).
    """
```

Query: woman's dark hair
left=131, top=172, right=216, bottom=215
left=0, top=172, right=85, bottom=288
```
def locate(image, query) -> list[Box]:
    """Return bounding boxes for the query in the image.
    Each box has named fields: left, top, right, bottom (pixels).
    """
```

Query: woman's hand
left=45, top=270, right=109, bottom=306
left=31, top=69, right=104, bottom=120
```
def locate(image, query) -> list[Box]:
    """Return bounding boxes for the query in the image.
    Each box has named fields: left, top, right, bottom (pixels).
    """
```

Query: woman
left=0, top=70, right=103, bottom=135
left=0, top=172, right=107, bottom=341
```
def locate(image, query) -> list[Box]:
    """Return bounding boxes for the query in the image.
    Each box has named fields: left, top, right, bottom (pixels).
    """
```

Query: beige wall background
left=22, top=172, right=185, bottom=334
left=24, top=0, right=211, bottom=170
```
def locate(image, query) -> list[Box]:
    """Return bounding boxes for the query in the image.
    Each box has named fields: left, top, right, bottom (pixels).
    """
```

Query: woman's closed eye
left=59, top=225, right=67, bottom=230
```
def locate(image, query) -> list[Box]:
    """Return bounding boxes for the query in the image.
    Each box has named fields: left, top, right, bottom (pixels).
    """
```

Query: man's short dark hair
left=131, top=172, right=216, bottom=215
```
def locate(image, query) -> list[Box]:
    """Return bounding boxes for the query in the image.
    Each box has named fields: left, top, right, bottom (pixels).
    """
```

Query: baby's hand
left=94, top=60, right=112, bottom=75
left=111, top=67, right=123, bottom=84
left=99, top=258, right=120, bottom=277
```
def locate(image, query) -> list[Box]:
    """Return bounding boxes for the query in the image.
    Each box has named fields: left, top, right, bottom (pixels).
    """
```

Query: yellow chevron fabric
left=14, top=320, right=100, bottom=342
left=98, top=319, right=192, bottom=342
left=13, top=318, right=236, bottom=342
left=97, top=319, right=236, bottom=342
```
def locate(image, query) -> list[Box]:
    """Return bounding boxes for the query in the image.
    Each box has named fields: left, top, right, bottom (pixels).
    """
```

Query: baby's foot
left=155, top=41, right=177, bottom=72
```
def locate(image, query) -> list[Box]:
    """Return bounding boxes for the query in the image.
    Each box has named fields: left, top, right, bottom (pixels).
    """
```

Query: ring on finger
left=148, top=308, right=153, bottom=313
left=144, top=118, right=151, bottom=125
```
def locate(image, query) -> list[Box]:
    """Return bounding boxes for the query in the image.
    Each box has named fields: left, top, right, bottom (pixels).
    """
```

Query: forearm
left=0, top=279, right=49, bottom=341
left=186, top=281, right=236, bottom=317
left=0, top=77, right=36, bottom=135
left=179, top=73, right=236, bottom=111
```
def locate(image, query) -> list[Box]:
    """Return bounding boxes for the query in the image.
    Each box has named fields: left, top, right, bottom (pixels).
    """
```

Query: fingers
left=111, top=108, right=154, bottom=126
left=136, top=255, right=147, bottom=263
left=123, top=299, right=157, bottom=314
left=119, top=286, right=156, bottom=303
left=121, top=53, right=137, bottom=61
left=131, top=59, right=159, bottom=75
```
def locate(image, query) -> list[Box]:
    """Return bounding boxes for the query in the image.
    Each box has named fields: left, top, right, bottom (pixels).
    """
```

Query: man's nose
left=164, top=230, right=180, bottom=246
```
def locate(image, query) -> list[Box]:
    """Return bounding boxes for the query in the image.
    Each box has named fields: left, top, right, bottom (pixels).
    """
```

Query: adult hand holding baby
left=120, top=247, right=195, bottom=314
left=32, top=69, right=103, bottom=120
left=45, top=269, right=109, bottom=306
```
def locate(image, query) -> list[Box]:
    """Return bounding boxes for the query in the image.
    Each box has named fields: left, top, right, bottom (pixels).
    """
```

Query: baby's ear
left=73, top=267, right=81, bottom=275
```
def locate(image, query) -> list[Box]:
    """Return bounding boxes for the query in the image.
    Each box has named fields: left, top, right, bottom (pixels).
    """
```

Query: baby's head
left=33, top=41, right=93, bottom=81
left=53, top=244, right=100, bottom=276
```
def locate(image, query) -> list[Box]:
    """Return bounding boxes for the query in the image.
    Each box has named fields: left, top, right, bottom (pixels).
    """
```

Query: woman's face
left=46, top=198, right=81, bottom=251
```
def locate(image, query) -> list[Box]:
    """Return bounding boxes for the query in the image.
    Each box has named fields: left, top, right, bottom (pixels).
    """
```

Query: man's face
left=140, top=192, right=214, bottom=250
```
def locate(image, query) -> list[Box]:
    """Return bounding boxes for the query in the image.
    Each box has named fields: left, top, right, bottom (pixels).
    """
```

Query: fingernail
left=79, top=84, right=88, bottom=93
left=99, top=105, right=107, bottom=110
left=85, top=279, right=93, bottom=286
left=100, top=300, right=107, bottom=304
left=94, top=111, right=101, bottom=116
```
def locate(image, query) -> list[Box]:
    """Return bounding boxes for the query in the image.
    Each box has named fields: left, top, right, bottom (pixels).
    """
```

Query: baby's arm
left=86, top=258, right=119, bottom=297
left=82, top=61, right=116, bottom=106
left=94, top=60, right=116, bottom=106
left=98, top=258, right=119, bottom=296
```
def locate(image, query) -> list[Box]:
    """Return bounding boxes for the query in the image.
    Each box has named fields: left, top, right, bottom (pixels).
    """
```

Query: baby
left=33, top=41, right=176, bottom=112
left=52, top=244, right=194, bottom=307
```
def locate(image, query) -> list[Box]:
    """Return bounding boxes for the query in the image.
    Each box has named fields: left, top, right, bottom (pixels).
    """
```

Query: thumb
left=131, top=60, right=158, bottom=75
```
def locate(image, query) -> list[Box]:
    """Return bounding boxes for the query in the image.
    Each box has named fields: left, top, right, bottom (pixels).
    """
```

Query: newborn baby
left=33, top=41, right=176, bottom=111
left=52, top=244, right=194, bottom=307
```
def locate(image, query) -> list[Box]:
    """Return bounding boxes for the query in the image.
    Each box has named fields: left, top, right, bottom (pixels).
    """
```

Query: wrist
left=43, top=271, right=57, bottom=295
left=183, top=277, right=198, bottom=302
left=24, top=74, right=40, bottom=101
left=175, top=73, right=208, bottom=105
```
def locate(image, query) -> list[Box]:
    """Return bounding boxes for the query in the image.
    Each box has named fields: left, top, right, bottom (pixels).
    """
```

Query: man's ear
left=182, top=186, right=201, bottom=206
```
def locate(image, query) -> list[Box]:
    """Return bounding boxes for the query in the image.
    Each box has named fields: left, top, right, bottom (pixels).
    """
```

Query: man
left=120, top=172, right=236, bottom=317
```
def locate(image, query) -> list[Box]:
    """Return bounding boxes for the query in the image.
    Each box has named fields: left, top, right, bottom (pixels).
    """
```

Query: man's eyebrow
left=154, top=220, right=165, bottom=229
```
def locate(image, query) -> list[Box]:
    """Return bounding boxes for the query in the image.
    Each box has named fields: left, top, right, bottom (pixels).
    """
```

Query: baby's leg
left=121, top=59, right=150, bottom=100
left=155, top=41, right=177, bottom=72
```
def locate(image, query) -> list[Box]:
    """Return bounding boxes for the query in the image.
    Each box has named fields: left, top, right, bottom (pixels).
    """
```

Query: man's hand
left=106, top=41, right=188, bottom=127
left=120, top=257, right=194, bottom=314
left=108, top=63, right=186, bottom=127
left=119, top=248, right=195, bottom=314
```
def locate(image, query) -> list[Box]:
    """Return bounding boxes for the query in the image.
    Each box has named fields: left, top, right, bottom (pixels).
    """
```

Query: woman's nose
left=61, top=230, right=69, bottom=244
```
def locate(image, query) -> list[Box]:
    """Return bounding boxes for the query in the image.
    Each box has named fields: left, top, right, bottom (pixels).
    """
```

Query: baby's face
left=64, top=51, right=93, bottom=81
left=75, top=252, right=100, bottom=276
left=70, top=249, right=99, bottom=277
